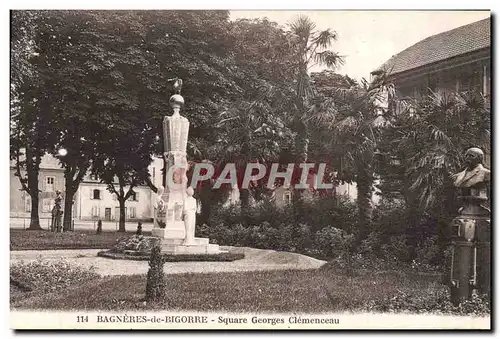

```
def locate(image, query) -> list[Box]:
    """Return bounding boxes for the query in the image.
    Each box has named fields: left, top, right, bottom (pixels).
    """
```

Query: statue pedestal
left=151, top=228, right=225, bottom=255
left=152, top=224, right=186, bottom=239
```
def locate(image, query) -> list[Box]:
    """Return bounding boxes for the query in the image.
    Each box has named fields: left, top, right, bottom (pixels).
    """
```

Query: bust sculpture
left=449, top=147, right=491, bottom=305
left=452, top=147, right=490, bottom=202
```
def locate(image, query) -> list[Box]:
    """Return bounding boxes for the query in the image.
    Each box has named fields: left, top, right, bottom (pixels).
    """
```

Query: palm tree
left=213, top=85, right=294, bottom=211
left=395, top=90, right=490, bottom=210
left=383, top=90, right=490, bottom=257
left=287, top=15, right=344, bottom=201
left=308, top=72, right=394, bottom=244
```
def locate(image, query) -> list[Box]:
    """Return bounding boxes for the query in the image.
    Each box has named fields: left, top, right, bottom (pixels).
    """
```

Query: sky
left=229, top=10, right=491, bottom=80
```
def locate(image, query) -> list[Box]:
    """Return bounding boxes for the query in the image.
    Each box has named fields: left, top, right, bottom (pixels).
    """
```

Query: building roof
left=372, top=17, right=491, bottom=76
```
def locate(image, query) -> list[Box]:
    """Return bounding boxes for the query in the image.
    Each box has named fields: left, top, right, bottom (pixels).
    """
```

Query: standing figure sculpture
left=183, top=187, right=197, bottom=246
left=449, top=147, right=490, bottom=305
left=51, top=190, right=63, bottom=233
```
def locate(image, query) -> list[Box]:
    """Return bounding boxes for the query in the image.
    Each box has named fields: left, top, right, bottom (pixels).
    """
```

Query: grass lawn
left=12, top=267, right=450, bottom=313
left=10, top=229, right=145, bottom=251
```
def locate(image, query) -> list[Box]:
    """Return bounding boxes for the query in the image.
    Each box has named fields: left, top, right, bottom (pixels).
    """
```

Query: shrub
left=415, top=235, right=441, bottom=266
left=10, top=259, right=100, bottom=302
left=363, top=286, right=490, bottom=316
left=315, top=227, right=355, bottom=259
left=201, top=194, right=358, bottom=256
left=381, top=234, right=411, bottom=263
left=145, top=246, right=166, bottom=302
left=358, top=231, right=383, bottom=258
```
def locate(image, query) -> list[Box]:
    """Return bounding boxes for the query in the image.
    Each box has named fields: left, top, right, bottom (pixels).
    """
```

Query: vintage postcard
left=9, top=9, right=491, bottom=330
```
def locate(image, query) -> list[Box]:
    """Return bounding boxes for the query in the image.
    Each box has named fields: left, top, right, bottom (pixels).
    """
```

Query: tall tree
left=11, top=10, right=57, bottom=230
left=287, top=15, right=343, bottom=202
left=309, top=71, right=394, bottom=244
left=211, top=18, right=296, bottom=210
left=29, top=10, right=104, bottom=231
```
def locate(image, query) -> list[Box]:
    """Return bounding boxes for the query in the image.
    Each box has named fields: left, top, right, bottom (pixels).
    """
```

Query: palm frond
left=313, top=50, right=344, bottom=69
left=288, top=15, right=316, bottom=39
left=311, top=28, right=338, bottom=48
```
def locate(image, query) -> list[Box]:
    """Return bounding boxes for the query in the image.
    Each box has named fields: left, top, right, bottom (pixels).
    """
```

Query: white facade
left=74, top=157, right=165, bottom=221
left=74, top=182, right=154, bottom=221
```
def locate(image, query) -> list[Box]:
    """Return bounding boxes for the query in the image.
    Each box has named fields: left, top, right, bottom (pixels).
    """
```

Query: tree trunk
left=118, top=198, right=126, bottom=232
left=63, top=187, right=74, bottom=232
left=25, top=146, right=42, bottom=230
left=28, top=193, right=41, bottom=230
left=240, top=188, right=250, bottom=211
left=199, top=182, right=213, bottom=225
left=356, top=178, right=373, bottom=245
left=293, top=129, right=309, bottom=204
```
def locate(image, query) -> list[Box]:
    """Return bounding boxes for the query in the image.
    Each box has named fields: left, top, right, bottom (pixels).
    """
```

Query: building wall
left=76, top=182, right=153, bottom=221
left=392, top=53, right=491, bottom=113
left=10, top=167, right=66, bottom=219
left=10, top=154, right=164, bottom=221
left=391, top=54, right=491, bottom=168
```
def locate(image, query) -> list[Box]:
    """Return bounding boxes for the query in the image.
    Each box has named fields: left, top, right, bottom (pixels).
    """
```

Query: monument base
left=152, top=225, right=185, bottom=239
left=151, top=228, right=225, bottom=255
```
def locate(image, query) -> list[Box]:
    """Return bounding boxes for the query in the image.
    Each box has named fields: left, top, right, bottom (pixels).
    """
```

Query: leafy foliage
left=308, top=71, right=394, bottom=243
left=364, top=287, right=489, bottom=316
left=387, top=91, right=490, bottom=210
left=287, top=15, right=344, bottom=177
left=145, top=245, right=167, bottom=302
left=10, top=259, right=99, bottom=302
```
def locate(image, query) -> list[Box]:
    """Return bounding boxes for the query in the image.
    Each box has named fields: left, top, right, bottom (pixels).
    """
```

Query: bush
left=201, top=195, right=358, bottom=256
left=145, top=246, right=166, bottom=302
left=10, top=259, right=100, bottom=302
left=381, top=234, right=411, bottom=263
left=415, top=235, right=441, bottom=266
left=364, top=287, right=490, bottom=316
left=315, top=227, right=355, bottom=259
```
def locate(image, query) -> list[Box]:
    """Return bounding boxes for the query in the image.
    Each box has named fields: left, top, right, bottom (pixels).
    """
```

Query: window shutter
left=90, top=189, right=93, bottom=200
left=135, top=192, right=139, bottom=201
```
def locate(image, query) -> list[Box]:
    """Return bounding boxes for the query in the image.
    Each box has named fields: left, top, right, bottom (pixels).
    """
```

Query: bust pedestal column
left=449, top=150, right=490, bottom=306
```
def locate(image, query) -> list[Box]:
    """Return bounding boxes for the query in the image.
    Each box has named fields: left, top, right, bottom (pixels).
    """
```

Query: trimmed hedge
left=97, top=250, right=245, bottom=262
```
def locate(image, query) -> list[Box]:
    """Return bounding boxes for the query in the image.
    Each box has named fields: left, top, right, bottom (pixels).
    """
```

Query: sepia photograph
left=9, top=8, right=491, bottom=330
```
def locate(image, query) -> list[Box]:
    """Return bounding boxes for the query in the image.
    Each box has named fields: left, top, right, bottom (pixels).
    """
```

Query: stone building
left=372, top=17, right=491, bottom=167
left=10, top=154, right=66, bottom=220
left=10, top=154, right=164, bottom=222
left=372, top=17, right=491, bottom=107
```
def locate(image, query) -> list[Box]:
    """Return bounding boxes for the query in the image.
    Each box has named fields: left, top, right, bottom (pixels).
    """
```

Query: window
left=92, top=189, right=101, bottom=200
left=42, top=198, right=53, bottom=212
left=45, top=176, right=55, bottom=192
left=152, top=167, right=156, bottom=182
left=91, top=205, right=100, bottom=217
left=129, top=192, right=139, bottom=201
left=130, top=207, right=136, bottom=218
left=25, top=196, right=31, bottom=212
left=112, top=194, right=117, bottom=201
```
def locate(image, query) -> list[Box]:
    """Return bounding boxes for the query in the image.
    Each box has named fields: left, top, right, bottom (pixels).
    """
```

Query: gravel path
left=10, top=247, right=327, bottom=276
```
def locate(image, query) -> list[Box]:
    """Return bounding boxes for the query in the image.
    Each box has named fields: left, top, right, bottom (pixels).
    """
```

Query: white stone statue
left=183, top=187, right=197, bottom=245
left=154, top=186, right=166, bottom=211
left=153, top=186, right=167, bottom=228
